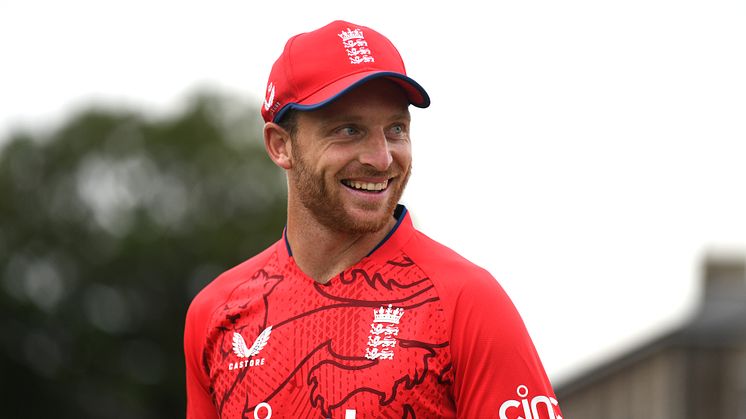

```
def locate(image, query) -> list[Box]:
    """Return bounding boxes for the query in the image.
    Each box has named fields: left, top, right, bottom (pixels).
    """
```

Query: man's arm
left=448, top=270, right=562, bottom=418
left=184, top=300, right=218, bottom=419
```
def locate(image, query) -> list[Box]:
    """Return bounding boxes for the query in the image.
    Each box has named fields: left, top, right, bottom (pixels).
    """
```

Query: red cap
left=261, top=20, right=430, bottom=123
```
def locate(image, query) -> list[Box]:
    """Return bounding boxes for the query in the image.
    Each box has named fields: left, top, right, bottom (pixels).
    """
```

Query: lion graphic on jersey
left=208, top=256, right=454, bottom=418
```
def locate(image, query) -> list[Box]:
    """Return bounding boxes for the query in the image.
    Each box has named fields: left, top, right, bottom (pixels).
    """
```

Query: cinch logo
left=228, top=326, right=272, bottom=371
left=498, top=385, right=562, bottom=419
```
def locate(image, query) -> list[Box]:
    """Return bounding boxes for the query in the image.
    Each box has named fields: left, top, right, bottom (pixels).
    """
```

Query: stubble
left=291, top=141, right=410, bottom=235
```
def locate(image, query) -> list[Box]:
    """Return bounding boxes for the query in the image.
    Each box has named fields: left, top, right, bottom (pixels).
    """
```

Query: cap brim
left=273, top=71, right=430, bottom=123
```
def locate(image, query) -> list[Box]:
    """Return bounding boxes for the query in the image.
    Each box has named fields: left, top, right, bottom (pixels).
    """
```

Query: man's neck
left=286, top=210, right=398, bottom=284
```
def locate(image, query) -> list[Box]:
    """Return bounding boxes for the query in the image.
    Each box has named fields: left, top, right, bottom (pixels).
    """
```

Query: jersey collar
left=276, top=204, right=416, bottom=266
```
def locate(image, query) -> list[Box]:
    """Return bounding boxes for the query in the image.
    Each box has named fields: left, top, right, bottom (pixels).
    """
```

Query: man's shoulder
left=403, top=227, right=522, bottom=334
left=403, top=228, right=496, bottom=289
left=187, top=241, right=279, bottom=315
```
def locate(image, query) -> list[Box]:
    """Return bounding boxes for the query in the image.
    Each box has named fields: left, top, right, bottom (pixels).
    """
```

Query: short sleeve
left=184, top=298, right=219, bottom=419
left=447, top=270, right=563, bottom=418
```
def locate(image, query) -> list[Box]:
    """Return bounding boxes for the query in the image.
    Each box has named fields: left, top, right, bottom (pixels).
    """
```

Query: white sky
left=2, top=0, right=745, bottom=385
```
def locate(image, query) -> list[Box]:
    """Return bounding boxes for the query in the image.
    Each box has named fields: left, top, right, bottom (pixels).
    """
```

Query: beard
left=291, top=147, right=410, bottom=235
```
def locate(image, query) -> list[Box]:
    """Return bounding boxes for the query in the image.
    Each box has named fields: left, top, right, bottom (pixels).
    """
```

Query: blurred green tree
left=0, top=92, right=287, bottom=418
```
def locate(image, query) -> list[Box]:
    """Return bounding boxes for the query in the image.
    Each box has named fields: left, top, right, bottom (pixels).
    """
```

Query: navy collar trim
left=283, top=204, right=407, bottom=258
left=283, top=226, right=292, bottom=256
left=365, top=204, right=407, bottom=257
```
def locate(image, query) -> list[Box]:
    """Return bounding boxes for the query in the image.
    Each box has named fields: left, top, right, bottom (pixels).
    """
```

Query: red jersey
left=184, top=206, right=562, bottom=418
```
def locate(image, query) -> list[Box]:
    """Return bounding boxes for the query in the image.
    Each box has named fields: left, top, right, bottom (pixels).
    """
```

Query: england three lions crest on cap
left=338, top=28, right=375, bottom=64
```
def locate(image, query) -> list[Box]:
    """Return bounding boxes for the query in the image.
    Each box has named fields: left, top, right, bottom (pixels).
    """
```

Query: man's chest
left=202, top=262, right=455, bottom=418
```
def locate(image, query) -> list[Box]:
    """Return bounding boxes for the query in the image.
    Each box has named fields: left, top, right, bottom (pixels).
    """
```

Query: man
left=184, top=20, right=562, bottom=419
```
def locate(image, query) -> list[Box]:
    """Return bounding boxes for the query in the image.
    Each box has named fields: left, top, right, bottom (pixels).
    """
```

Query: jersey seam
left=399, top=240, right=458, bottom=388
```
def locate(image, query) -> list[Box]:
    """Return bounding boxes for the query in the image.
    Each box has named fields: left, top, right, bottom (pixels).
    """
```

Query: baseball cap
left=261, top=20, right=430, bottom=123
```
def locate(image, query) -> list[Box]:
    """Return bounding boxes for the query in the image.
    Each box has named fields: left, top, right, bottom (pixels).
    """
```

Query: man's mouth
left=340, top=179, right=390, bottom=192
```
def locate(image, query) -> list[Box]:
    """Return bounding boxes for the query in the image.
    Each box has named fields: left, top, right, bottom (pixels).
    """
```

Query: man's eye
left=336, top=126, right=359, bottom=136
left=389, top=124, right=407, bottom=136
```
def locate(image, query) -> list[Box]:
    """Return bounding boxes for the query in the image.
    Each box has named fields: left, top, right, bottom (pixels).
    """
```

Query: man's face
left=288, top=79, right=412, bottom=234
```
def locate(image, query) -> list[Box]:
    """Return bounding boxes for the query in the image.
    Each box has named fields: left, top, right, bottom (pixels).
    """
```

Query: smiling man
left=184, top=20, right=562, bottom=419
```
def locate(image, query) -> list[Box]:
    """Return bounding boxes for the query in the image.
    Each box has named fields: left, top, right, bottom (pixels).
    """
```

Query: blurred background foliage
left=0, top=91, right=287, bottom=418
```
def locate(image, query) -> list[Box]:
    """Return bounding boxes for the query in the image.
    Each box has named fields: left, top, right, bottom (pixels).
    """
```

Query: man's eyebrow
left=318, top=111, right=411, bottom=128
left=390, top=111, right=412, bottom=122
left=323, top=114, right=365, bottom=124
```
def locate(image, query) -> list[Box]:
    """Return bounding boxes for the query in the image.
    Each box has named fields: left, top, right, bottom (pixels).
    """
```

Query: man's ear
left=263, top=122, right=293, bottom=170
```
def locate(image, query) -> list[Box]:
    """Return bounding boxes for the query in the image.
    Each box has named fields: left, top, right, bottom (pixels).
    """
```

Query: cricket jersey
left=184, top=205, right=562, bottom=418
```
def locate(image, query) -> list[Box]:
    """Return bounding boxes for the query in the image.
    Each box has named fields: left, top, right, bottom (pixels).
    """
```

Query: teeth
left=343, top=180, right=388, bottom=191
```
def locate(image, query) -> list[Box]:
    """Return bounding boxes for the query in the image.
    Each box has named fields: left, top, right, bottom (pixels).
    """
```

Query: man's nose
left=358, top=129, right=393, bottom=171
